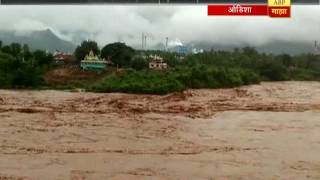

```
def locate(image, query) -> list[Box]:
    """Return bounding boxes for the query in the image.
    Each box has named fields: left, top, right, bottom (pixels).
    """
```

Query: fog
left=0, top=5, right=319, bottom=47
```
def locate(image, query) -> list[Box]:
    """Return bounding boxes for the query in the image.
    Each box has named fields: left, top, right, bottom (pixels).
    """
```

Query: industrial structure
left=314, top=41, right=320, bottom=55
left=142, top=33, right=147, bottom=50
left=165, top=37, right=169, bottom=51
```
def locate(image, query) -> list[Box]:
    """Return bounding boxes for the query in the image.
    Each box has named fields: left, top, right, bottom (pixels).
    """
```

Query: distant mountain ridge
left=0, top=29, right=76, bottom=53
left=0, top=29, right=315, bottom=55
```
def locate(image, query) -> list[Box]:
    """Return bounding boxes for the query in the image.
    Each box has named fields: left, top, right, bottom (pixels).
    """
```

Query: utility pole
left=315, top=40, right=320, bottom=55
left=142, top=33, right=144, bottom=50
left=144, top=35, right=147, bottom=50
left=165, top=37, right=169, bottom=51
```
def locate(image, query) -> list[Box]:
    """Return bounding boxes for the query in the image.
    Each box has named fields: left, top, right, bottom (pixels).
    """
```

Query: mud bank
left=0, top=81, right=320, bottom=179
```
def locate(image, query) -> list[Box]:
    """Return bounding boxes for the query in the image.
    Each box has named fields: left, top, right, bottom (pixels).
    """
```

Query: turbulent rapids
left=0, top=81, right=320, bottom=179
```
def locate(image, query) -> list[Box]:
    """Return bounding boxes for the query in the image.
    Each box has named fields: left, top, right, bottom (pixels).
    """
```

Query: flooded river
left=0, top=81, right=320, bottom=179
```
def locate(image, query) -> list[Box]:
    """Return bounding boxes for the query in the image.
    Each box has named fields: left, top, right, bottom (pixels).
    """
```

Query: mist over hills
left=0, top=29, right=76, bottom=53
left=0, top=29, right=315, bottom=55
left=191, top=41, right=314, bottom=55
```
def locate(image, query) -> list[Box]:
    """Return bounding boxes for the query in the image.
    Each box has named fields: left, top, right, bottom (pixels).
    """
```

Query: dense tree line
left=0, top=41, right=53, bottom=88
left=184, top=47, right=320, bottom=81
left=89, top=46, right=320, bottom=94
left=1, top=39, right=320, bottom=94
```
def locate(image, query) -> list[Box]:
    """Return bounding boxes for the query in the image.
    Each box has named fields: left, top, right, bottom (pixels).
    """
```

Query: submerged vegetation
left=0, top=40, right=320, bottom=94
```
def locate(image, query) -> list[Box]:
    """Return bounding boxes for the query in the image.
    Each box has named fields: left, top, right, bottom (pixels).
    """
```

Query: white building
left=148, top=55, right=168, bottom=70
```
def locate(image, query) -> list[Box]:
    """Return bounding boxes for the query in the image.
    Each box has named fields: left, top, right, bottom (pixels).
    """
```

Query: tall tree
left=10, top=43, right=22, bottom=58
left=242, top=47, right=258, bottom=57
left=1, top=45, right=12, bottom=55
left=280, top=54, right=293, bottom=67
left=74, top=40, right=100, bottom=62
left=22, top=44, right=32, bottom=62
left=33, top=50, right=53, bottom=67
left=101, top=42, right=135, bottom=67
left=131, top=57, right=147, bottom=70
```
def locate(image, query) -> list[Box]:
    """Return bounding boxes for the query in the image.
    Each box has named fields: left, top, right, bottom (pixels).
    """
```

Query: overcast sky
left=0, top=5, right=319, bottom=47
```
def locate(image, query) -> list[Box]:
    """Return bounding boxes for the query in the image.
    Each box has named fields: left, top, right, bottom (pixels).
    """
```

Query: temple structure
left=80, top=50, right=107, bottom=71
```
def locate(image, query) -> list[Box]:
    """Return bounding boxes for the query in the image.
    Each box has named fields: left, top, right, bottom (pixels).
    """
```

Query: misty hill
left=191, top=41, right=314, bottom=55
left=0, top=29, right=76, bottom=53
left=256, top=41, right=314, bottom=55
left=0, top=29, right=315, bottom=55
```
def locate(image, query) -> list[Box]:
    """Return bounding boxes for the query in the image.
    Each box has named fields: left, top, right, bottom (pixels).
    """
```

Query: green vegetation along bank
left=1, top=40, right=320, bottom=94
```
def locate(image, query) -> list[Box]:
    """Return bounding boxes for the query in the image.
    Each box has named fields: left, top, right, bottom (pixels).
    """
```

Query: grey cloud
left=0, top=5, right=319, bottom=48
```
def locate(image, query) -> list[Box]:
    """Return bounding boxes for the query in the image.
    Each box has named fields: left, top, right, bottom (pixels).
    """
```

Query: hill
left=0, top=29, right=76, bottom=53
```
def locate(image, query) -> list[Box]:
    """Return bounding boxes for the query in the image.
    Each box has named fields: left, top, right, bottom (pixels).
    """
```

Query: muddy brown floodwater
left=0, top=81, right=320, bottom=180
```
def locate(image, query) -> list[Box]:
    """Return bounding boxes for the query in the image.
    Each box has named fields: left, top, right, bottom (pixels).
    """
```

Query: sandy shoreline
left=0, top=81, right=320, bottom=179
